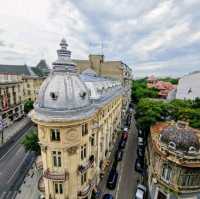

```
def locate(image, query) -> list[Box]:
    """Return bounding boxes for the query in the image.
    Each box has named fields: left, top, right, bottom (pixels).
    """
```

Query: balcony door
left=157, top=191, right=167, bottom=199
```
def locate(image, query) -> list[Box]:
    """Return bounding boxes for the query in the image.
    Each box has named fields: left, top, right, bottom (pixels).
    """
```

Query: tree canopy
left=131, top=78, right=159, bottom=103
left=21, top=129, right=40, bottom=155
left=135, top=98, right=200, bottom=136
left=24, top=98, right=34, bottom=114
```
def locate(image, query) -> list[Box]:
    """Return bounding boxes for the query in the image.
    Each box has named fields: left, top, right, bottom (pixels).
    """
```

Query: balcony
left=78, top=155, right=95, bottom=174
left=38, top=176, right=45, bottom=192
left=43, top=169, right=69, bottom=181
left=78, top=178, right=96, bottom=197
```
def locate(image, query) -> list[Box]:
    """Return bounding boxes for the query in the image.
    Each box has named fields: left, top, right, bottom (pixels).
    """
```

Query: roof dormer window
left=188, top=146, right=197, bottom=154
left=168, top=141, right=176, bottom=150
left=50, top=92, right=58, bottom=100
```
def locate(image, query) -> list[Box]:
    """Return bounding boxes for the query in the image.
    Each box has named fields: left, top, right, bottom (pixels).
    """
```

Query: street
left=99, top=113, right=139, bottom=199
left=0, top=122, right=35, bottom=199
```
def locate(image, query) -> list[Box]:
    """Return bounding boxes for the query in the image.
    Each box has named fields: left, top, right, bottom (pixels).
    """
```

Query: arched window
left=161, top=164, right=172, bottom=183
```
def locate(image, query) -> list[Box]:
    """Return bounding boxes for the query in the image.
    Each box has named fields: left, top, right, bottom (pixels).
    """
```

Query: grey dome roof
left=35, top=39, right=92, bottom=115
left=37, top=72, right=90, bottom=110
left=160, top=123, right=200, bottom=152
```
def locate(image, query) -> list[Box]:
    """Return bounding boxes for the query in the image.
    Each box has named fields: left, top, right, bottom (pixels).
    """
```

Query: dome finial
left=52, top=39, right=77, bottom=73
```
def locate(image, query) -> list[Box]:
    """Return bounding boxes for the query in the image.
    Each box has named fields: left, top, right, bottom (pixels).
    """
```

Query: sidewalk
left=0, top=117, right=31, bottom=145
left=15, top=164, right=42, bottom=199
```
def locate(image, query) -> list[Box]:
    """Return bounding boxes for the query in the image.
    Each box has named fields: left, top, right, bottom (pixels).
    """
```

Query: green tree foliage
left=24, top=99, right=34, bottom=113
left=21, top=130, right=40, bottom=154
left=159, top=77, right=179, bottom=85
left=135, top=98, right=200, bottom=135
left=132, top=79, right=159, bottom=103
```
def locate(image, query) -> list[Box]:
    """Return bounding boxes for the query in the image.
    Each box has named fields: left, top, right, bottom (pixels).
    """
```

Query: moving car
left=107, top=169, right=118, bottom=189
left=102, top=194, right=114, bottom=199
left=135, top=184, right=147, bottom=199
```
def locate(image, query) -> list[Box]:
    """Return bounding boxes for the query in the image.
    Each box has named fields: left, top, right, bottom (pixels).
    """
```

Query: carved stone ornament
left=40, top=144, right=47, bottom=152
left=67, top=146, right=78, bottom=155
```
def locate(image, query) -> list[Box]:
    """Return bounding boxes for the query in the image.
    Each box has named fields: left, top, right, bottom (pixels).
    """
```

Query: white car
left=123, top=127, right=128, bottom=132
left=135, top=184, right=147, bottom=199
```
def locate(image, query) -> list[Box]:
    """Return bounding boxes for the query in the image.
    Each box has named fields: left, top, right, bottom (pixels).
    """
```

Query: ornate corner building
left=31, top=39, right=131, bottom=199
left=147, top=121, right=200, bottom=199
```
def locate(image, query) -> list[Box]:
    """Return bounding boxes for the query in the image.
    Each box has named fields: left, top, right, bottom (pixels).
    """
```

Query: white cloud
left=0, top=0, right=199, bottom=77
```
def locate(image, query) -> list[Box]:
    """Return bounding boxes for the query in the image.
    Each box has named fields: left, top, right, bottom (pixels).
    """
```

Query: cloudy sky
left=0, top=0, right=200, bottom=77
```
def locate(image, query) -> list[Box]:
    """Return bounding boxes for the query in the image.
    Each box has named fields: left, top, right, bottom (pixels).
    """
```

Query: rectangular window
left=82, top=123, right=88, bottom=136
left=54, top=182, right=63, bottom=194
left=91, top=134, right=95, bottom=146
left=81, top=144, right=87, bottom=160
left=81, top=172, right=87, bottom=185
left=52, top=151, right=62, bottom=167
left=51, top=129, right=60, bottom=141
left=161, top=165, right=172, bottom=183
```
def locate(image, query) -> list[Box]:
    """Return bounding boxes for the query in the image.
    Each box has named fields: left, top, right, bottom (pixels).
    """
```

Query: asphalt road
left=0, top=122, right=35, bottom=199
left=99, top=113, right=139, bottom=199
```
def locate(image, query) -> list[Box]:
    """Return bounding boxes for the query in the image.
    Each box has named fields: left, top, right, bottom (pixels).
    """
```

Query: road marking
left=7, top=152, right=29, bottom=184
left=116, top=112, right=134, bottom=199
left=0, top=126, right=33, bottom=162
left=0, top=192, right=6, bottom=199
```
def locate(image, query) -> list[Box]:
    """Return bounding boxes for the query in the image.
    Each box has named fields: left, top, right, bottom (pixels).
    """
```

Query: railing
left=43, top=169, right=69, bottom=181
left=78, top=178, right=96, bottom=197
left=78, top=156, right=94, bottom=174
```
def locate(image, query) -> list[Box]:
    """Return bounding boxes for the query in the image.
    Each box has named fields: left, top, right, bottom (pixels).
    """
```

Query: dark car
left=135, top=158, right=145, bottom=174
left=115, top=150, right=123, bottom=161
left=137, top=146, right=145, bottom=158
left=107, top=169, right=118, bottom=189
left=118, top=140, right=126, bottom=149
left=102, top=194, right=114, bottom=199
left=111, top=159, right=118, bottom=170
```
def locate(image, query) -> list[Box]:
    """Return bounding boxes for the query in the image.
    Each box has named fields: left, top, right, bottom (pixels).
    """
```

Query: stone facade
left=31, top=39, right=128, bottom=199
left=0, top=73, right=44, bottom=127
left=147, top=121, right=200, bottom=199
left=73, top=55, right=132, bottom=120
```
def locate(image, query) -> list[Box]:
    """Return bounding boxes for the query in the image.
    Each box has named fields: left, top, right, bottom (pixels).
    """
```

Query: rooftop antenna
left=89, top=40, right=108, bottom=55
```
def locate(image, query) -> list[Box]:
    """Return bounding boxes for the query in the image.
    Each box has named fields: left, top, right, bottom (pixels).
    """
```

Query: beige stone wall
left=32, top=95, right=123, bottom=199
left=0, top=76, right=44, bottom=127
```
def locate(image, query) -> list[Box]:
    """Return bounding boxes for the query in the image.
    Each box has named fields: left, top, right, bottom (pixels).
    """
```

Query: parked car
left=123, top=127, right=128, bottom=132
left=138, top=137, right=145, bottom=147
left=137, top=146, right=145, bottom=158
left=103, top=194, right=114, bottom=199
left=107, top=169, right=118, bottom=189
left=111, top=159, right=118, bottom=170
left=135, top=158, right=145, bottom=174
left=115, top=150, right=123, bottom=161
left=118, top=139, right=126, bottom=149
left=121, top=132, right=128, bottom=141
left=135, top=184, right=147, bottom=199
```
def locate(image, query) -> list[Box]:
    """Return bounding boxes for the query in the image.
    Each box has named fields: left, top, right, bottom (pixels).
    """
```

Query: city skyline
left=0, top=0, right=200, bottom=77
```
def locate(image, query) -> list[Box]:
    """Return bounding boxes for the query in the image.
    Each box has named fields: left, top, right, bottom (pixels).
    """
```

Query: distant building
left=0, top=64, right=46, bottom=127
left=73, top=55, right=133, bottom=118
left=147, top=76, right=176, bottom=99
left=176, top=71, right=200, bottom=100
left=147, top=121, right=200, bottom=199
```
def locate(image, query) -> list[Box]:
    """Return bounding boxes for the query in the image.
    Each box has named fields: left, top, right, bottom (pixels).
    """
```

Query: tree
left=21, top=130, right=40, bottom=155
left=24, top=99, right=34, bottom=114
